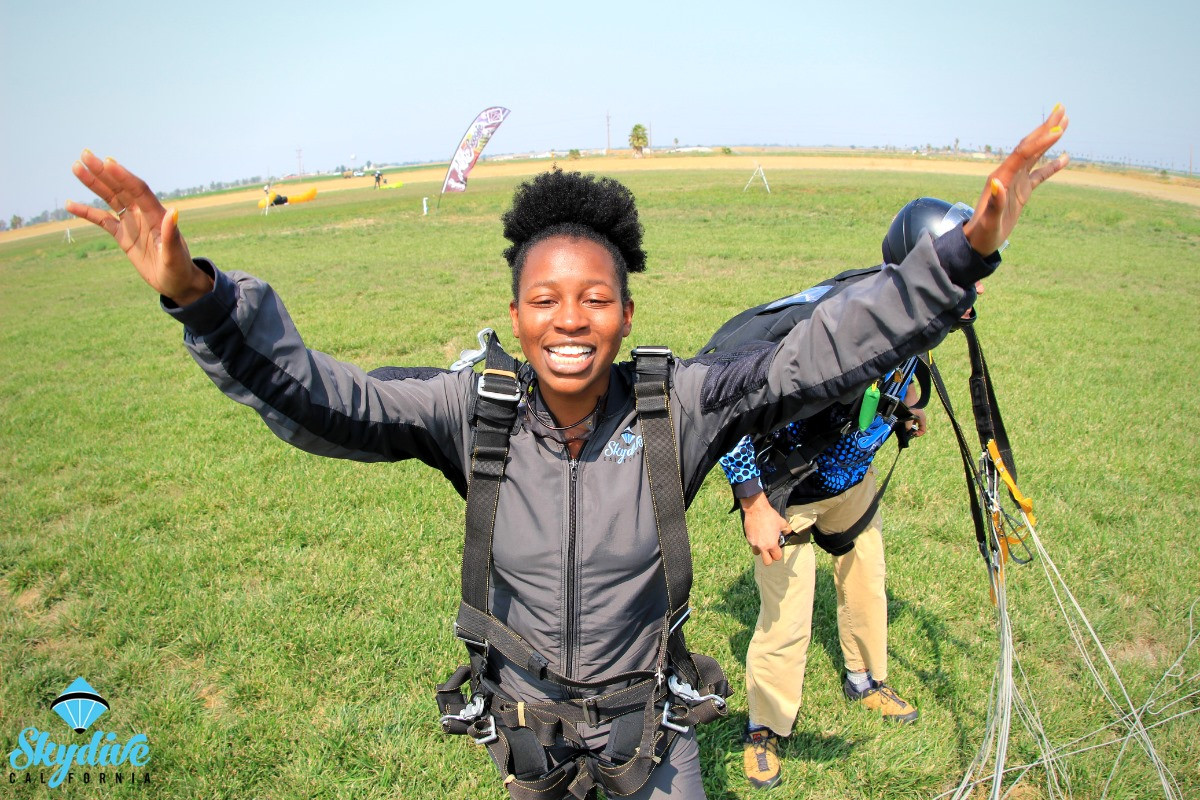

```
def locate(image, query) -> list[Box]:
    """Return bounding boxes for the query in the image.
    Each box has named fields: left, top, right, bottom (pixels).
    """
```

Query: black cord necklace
left=530, top=394, right=604, bottom=433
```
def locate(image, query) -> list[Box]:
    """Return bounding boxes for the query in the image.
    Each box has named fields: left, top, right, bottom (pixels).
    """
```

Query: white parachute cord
left=1138, top=598, right=1200, bottom=719
left=1097, top=598, right=1199, bottom=799
left=935, top=701, right=1200, bottom=800
left=949, top=460, right=1017, bottom=800
left=985, top=461, right=1015, bottom=800
left=1010, top=654, right=1071, bottom=798
left=991, top=563, right=1014, bottom=800
left=1022, top=516, right=1178, bottom=798
left=950, top=662, right=1002, bottom=799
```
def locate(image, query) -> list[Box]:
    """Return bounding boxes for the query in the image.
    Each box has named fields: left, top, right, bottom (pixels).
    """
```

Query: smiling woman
left=64, top=111, right=1067, bottom=799
left=508, top=235, right=634, bottom=452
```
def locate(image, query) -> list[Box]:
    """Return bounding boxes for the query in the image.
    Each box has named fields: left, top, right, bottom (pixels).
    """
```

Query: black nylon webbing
left=455, top=602, right=656, bottom=690
left=924, top=351, right=991, bottom=557
left=964, top=324, right=1018, bottom=485
left=809, top=446, right=902, bottom=556
left=631, top=349, right=693, bottom=613
left=462, top=333, right=521, bottom=611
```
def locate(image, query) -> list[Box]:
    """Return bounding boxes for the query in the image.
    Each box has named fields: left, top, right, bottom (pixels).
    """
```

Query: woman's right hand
left=66, top=150, right=213, bottom=306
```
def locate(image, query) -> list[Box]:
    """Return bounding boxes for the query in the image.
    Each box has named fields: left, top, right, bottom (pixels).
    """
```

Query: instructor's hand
left=964, top=106, right=1069, bottom=257
left=740, top=491, right=790, bottom=567
left=66, top=150, right=212, bottom=306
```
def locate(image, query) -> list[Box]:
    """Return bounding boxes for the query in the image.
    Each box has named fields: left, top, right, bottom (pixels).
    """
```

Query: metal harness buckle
left=441, top=694, right=499, bottom=745
left=661, top=700, right=689, bottom=733
left=477, top=369, right=521, bottom=403
left=470, top=714, right=498, bottom=745
left=451, top=328, right=495, bottom=372
left=453, top=623, right=487, bottom=650
left=668, top=674, right=727, bottom=710
left=440, top=692, right=486, bottom=727
left=631, top=345, right=672, bottom=359
left=661, top=673, right=728, bottom=734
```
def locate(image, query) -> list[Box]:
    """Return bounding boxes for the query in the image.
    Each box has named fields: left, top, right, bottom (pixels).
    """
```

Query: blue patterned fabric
left=719, top=435, right=761, bottom=484
left=722, top=404, right=894, bottom=501
left=722, top=355, right=921, bottom=501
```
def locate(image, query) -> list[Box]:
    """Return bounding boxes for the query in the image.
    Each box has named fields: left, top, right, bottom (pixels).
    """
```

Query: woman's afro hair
left=501, top=168, right=646, bottom=300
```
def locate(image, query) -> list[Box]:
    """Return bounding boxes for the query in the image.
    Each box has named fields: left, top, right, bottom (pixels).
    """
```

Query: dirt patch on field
left=5, top=154, right=1197, bottom=246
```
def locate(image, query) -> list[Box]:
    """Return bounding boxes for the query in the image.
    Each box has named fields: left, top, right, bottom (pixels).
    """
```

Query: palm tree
left=629, top=124, right=649, bottom=157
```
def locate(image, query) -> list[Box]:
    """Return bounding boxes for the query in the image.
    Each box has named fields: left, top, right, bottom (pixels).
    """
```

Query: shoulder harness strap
left=630, top=346, right=693, bottom=616
left=461, top=332, right=522, bottom=613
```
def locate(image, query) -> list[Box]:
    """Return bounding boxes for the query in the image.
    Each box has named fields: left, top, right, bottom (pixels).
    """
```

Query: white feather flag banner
left=441, top=107, right=511, bottom=196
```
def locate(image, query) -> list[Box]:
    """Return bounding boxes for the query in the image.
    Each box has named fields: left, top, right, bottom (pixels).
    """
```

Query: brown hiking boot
left=741, top=727, right=782, bottom=789
left=843, top=674, right=919, bottom=724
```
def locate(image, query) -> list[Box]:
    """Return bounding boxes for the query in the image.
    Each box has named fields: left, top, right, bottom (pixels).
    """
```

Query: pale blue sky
left=2, top=0, right=1196, bottom=222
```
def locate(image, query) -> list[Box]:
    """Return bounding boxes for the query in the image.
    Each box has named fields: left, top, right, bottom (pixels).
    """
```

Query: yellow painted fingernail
left=170, top=208, right=179, bottom=224
left=82, top=148, right=93, bottom=158
left=1052, top=103, right=1063, bottom=114
left=1050, top=125, right=1062, bottom=134
left=990, top=178, right=1001, bottom=196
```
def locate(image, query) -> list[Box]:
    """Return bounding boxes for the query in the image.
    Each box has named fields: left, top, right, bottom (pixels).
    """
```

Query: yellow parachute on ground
left=258, top=187, right=317, bottom=209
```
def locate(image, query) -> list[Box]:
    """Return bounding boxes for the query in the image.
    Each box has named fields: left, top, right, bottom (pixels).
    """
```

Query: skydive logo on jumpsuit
left=604, top=427, right=643, bottom=464
left=7, top=677, right=151, bottom=789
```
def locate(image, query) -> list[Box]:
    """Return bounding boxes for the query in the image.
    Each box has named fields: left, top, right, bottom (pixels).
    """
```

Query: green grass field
left=2, top=168, right=1198, bottom=799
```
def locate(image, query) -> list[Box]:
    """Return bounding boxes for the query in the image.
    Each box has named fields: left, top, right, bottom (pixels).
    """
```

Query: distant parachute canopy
left=51, top=677, right=109, bottom=733
left=440, top=107, right=511, bottom=198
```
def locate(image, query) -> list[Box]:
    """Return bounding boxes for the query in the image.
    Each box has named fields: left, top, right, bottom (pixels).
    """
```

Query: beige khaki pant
left=745, top=469, right=888, bottom=736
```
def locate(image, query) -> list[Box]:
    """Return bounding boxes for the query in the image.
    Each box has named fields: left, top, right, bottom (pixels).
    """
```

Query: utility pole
left=296, top=148, right=303, bottom=177
left=606, top=111, right=611, bottom=155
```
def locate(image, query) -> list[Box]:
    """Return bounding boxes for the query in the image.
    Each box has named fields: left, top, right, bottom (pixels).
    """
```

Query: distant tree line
left=155, top=175, right=266, bottom=202
left=6, top=174, right=272, bottom=231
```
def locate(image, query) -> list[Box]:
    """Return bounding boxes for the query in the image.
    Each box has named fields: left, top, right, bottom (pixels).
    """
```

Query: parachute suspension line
left=945, top=463, right=1199, bottom=800
left=932, top=385, right=1198, bottom=800
left=949, top=446, right=1069, bottom=800
left=1022, top=521, right=1183, bottom=799
left=937, top=670, right=1200, bottom=800
left=950, top=432, right=1188, bottom=800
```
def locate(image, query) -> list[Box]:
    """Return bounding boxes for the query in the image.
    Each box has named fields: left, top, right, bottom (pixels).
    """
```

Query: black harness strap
left=630, top=347, right=693, bottom=615
left=964, top=323, right=1017, bottom=483
left=809, top=445, right=903, bottom=556
left=763, top=363, right=925, bottom=556
left=920, top=322, right=1025, bottom=569
left=462, top=333, right=522, bottom=612
left=440, top=341, right=727, bottom=800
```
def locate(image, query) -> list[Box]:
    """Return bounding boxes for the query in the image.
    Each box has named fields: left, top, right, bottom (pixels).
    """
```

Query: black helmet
left=881, top=197, right=976, bottom=264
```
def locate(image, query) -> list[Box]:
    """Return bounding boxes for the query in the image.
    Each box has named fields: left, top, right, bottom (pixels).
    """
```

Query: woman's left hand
left=964, top=106, right=1070, bottom=257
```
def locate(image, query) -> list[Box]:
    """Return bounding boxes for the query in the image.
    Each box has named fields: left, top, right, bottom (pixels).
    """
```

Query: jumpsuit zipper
left=565, top=455, right=580, bottom=681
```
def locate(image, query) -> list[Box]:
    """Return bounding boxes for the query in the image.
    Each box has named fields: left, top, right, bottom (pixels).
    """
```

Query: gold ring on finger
left=114, top=207, right=128, bottom=220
